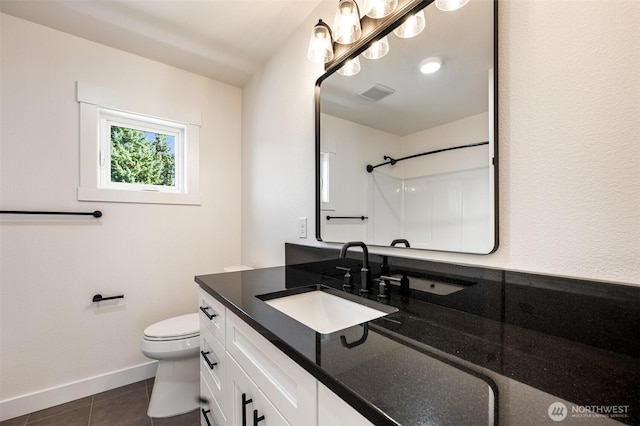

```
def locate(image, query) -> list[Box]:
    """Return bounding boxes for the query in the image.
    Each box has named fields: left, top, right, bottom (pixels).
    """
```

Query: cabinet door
left=227, top=355, right=289, bottom=426
left=318, top=383, right=373, bottom=426
left=226, top=311, right=317, bottom=425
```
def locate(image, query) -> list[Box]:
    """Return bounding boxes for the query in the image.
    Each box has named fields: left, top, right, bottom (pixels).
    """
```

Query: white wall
left=242, top=0, right=640, bottom=285
left=0, top=13, right=242, bottom=409
left=240, top=1, right=335, bottom=268
left=320, top=113, right=399, bottom=242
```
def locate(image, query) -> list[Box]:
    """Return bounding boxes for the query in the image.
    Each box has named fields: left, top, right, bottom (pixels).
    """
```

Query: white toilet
left=141, top=313, right=200, bottom=418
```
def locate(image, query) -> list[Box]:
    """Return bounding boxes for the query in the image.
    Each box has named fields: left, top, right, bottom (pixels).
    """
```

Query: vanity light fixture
left=337, top=57, right=361, bottom=76
left=333, top=0, right=363, bottom=45
left=392, top=9, right=425, bottom=38
left=364, top=0, right=399, bottom=18
left=363, top=36, right=390, bottom=59
left=307, top=20, right=334, bottom=64
left=435, top=0, right=470, bottom=11
left=307, top=0, right=400, bottom=64
left=419, top=56, right=442, bottom=74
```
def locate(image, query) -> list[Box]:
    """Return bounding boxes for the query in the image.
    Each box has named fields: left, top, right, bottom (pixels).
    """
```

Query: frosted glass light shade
left=364, top=0, right=398, bottom=18
left=307, top=19, right=334, bottom=64
left=337, top=57, right=361, bottom=76
left=435, top=0, right=470, bottom=11
left=363, top=36, right=390, bottom=60
left=333, top=0, right=362, bottom=44
left=393, top=10, right=425, bottom=38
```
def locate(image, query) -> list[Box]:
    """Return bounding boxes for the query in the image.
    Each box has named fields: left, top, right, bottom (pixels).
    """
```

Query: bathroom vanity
left=195, top=244, right=639, bottom=426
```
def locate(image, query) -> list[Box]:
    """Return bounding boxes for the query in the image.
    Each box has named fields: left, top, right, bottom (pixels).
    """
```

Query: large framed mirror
left=315, top=0, right=497, bottom=254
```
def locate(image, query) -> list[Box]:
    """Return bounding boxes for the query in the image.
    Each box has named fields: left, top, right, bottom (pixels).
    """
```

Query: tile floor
left=0, top=379, right=200, bottom=426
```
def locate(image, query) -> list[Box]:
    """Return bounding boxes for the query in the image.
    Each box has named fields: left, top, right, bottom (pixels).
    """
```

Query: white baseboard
left=0, top=361, right=158, bottom=422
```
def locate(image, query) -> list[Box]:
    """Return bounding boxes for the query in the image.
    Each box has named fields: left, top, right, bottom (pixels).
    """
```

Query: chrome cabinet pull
left=199, top=306, right=217, bottom=320
left=200, top=351, right=218, bottom=370
left=242, top=393, right=253, bottom=426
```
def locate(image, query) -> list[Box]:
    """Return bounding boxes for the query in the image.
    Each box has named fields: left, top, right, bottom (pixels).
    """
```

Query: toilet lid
left=143, top=313, right=199, bottom=341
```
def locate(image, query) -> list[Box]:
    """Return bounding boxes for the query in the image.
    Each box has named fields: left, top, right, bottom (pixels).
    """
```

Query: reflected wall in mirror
left=316, top=0, right=497, bottom=254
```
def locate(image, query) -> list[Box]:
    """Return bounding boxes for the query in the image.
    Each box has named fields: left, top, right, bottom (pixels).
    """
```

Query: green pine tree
left=110, top=126, right=175, bottom=186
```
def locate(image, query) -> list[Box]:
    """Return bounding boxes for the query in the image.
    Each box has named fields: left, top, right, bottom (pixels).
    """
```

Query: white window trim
left=320, top=151, right=336, bottom=211
left=77, top=81, right=201, bottom=205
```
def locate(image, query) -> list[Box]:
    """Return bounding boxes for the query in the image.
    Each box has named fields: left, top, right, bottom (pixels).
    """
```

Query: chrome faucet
left=339, top=241, right=371, bottom=295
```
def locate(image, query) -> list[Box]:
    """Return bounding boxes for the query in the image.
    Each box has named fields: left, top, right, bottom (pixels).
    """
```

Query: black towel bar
left=326, top=215, right=368, bottom=221
left=0, top=210, right=102, bottom=218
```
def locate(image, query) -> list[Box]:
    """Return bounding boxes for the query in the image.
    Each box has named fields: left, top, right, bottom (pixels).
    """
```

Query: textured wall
left=242, top=0, right=639, bottom=285
left=0, top=14, right=242, bottom=400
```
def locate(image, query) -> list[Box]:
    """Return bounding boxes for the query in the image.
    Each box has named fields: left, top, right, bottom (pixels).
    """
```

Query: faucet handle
left=336, top=266, right=353, bottom=292
left=377, top=275, right=402, bottom=283
left=375, top=275, right=400, bottom=300
left=376, top=275, right=411, bottom=298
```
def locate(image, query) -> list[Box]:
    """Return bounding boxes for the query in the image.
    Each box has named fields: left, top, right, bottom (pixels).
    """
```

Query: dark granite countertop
left=195, top=249, right=640, bottom=426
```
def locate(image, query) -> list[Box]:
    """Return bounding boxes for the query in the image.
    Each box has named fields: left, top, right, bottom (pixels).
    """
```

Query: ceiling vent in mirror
left=359, top=83, right=395, bottom=101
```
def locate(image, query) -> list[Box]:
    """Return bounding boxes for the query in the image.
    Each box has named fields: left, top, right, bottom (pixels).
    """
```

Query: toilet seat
left=143, top=313, right=199, bottom=341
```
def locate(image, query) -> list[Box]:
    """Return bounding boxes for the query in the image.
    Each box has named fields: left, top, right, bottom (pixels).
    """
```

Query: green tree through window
left=110, top=126, right=175, bottom=186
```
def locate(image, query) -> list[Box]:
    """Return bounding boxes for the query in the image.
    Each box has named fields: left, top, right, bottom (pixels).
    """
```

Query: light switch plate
left=298, top=217, right=307, bottom=238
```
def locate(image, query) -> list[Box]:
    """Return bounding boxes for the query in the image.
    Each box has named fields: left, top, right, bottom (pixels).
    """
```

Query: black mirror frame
left=315, top=0, right=499, bottom=254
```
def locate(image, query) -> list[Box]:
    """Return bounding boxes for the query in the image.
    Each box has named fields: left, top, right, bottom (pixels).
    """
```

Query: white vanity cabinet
left=225, top=310, right=317, bottom=425
left=198, top=287, right=376, bottom=426
left=199, top=289, right=317, bottom=426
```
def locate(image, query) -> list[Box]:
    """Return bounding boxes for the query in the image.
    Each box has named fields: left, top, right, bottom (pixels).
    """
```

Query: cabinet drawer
left=226, top=310, right=317, bottom=425
left=200, top=330, right=227, bottom=418
left=201, top=372, right=227, bottom=426
left=199, top=288, right=226, bottom=344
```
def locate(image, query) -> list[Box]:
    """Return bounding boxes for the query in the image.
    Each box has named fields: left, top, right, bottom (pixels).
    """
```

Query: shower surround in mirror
left=322, top=111, right=492, bottom=252
left=316, top=0, right=497, bottom=254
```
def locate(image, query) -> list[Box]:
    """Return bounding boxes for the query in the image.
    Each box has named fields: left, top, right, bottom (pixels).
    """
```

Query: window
left=320, top=151, right=336, bottom=211
left=77, top=82, right=201, bottom=205
left=99, top=108, right=185, bottom=193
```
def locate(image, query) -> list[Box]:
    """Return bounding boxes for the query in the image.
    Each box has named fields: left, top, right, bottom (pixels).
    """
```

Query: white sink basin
left=264, top=290, right=393, bottom=334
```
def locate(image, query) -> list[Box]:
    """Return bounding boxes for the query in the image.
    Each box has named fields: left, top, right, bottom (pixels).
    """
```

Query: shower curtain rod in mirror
left=366, top=141, right=489, bottom=173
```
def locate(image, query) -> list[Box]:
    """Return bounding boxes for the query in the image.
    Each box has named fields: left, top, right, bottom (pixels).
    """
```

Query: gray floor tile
left=90, top=388, right=151, bottom=426
left=27, top=406, right=91, bottom=426
left=151, top=409, right=199, bottom=426
left=0, top=415, right=28, bottom=426
left=26, top=397, right=92, bottom=423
